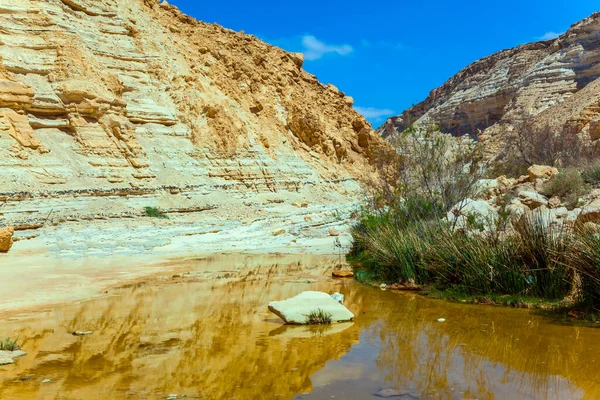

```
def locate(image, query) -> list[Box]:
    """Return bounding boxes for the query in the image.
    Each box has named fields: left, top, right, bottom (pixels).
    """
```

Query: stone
left=328, top=227, right=340, bottom=236
left=518, top=191, right=549, bottom=210
left=268, top=291, right=354, bottom=325
left=332, top=270, right=354, bottom=278
left=272, top=228, right=286, bottom=236
left=0, top=357, right=14, bottom=365
left=0, top=349, right=26, bottom=365
left=447, top=198, right=499, bottom=231
left=0, top=227, right=14, bottom=252
left=330, top=292, right=344, bottom=304
left=72, top=331, right=93, bottom=336
left=548, top=196, right=562, bottom=209
left=576, top=206, right=600, bottom=226
left=528, top=165, right=560, bottom=182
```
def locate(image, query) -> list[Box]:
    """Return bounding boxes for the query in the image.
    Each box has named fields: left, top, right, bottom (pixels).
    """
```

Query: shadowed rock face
left=378, top=12, right=600, bottom=142
left=0, top=0, right=389, bottom=255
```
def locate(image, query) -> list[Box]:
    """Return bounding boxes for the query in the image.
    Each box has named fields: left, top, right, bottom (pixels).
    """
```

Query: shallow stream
left=1, top=255, right=599, bottom=399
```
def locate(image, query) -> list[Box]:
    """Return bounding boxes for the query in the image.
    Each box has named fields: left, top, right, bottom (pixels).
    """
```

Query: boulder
left=332, top=270, right=354, bottom=278
left=0, top=357, right=14, bottom=365
left=447, top=198, right=498, bottom=231
left=548, top=196, right=562, bottom=209
left=268, top=291, right=354, bottom=325
left=518, top=191, right=548, bottom=210
left=328, top=227, right=340, bottom=236
left=528, top=165, right=559, bottom=182
left=0, top=227, right=14, bottom=252
left=577, top=206, right=600, bottom=225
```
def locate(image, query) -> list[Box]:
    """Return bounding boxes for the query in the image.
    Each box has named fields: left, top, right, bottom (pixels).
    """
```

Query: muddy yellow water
left=1, top=255, right=599, bottom=400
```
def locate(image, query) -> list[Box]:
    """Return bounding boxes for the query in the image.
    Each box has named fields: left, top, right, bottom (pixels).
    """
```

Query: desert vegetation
left=143, top=206, right=169, bottom=219
left=350, top=123, right=600, bottom=318
left=306, top=309, right=333, bottom=325
left=0, top=337, right=20, bottom=352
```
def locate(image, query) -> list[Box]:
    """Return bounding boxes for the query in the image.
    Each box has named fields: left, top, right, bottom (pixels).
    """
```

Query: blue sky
left=167, top=0, right=598, bottom=127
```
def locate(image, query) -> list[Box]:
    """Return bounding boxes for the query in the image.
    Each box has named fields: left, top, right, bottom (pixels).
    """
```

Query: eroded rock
left=268, top=291, right=354, bottom=325
left=0, top=227, right=15, bottom=252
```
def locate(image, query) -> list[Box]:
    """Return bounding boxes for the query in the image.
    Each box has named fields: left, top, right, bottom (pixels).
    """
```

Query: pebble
left=437, top=318, right=446, bottom=322
left=42, top=379, right=51, bottom=383
left=72, top=331, right=93, bottom=336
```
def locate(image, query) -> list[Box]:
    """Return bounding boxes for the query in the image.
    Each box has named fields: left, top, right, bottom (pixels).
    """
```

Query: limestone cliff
left=0, top=0, right=386, bottom=255
left=378, top=12, right=600, bottom=148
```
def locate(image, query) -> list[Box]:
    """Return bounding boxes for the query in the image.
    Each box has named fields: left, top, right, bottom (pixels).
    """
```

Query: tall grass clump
left=352, top=199, right=573, bottom=300
left=0, top=337, right=20, bottom=351
left=350, top=122, right=578, bottom=304
left=306, top=309, right=332, bottom=325
left=568, top=232, right=600, bottom=314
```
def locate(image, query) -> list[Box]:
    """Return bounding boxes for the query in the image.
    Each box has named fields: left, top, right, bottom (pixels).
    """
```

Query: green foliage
left=542, top=169, right=587, bottom=209
left=567, top=232, right=600, bottom=314
left=392, top=125, right=484, bottom=213
left=144, top=206, right=169, bottom=219
left=581, top=165, right=600, bottom=186
left=306, top=309, right=332, bottom=325
left=354, top=120, right=600, bottom=316
left=0, top=337, right=20, bottom=351
left=350, top=195, right=573, bottom=300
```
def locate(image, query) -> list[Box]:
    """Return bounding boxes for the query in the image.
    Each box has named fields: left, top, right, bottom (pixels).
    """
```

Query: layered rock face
left=0, top=0, right=385, bottom=255
left=378, top=12, right=600, bottom=146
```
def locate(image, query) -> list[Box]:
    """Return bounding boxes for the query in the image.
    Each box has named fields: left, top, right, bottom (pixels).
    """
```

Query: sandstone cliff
left=378, top=12, right=600, bottom=149
left=0, top=0, right=386, bottom=256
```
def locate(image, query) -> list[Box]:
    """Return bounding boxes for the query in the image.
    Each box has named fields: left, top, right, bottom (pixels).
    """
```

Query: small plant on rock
left=143, top=206, right=169, bottom=219
left=306, top=309, right=333, bottom=325
left=0, top=337, right=20, bottom=351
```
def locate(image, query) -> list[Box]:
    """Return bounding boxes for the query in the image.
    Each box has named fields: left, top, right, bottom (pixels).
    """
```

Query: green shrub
left=542, top=169, right=587, bottom=209
left=143, top=206, right=169, bottom=219
left=306, top=309, right=332, bottom=325
left=0, top=337, right=20, bottom=351
left=581, top=165, right=600, bottom=186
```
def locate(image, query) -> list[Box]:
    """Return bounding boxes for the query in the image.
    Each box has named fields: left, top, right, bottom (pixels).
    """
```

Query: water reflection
left=0, top=256, right=599, bottom=399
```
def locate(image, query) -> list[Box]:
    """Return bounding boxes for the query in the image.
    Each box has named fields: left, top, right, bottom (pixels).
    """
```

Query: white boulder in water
left=268, top=291, right=354, bottom=325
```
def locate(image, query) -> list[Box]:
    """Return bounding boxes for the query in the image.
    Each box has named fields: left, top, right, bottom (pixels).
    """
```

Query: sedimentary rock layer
left=378, top=12, right=600, bottom=146
left=0, top=0, right=386, bottom=254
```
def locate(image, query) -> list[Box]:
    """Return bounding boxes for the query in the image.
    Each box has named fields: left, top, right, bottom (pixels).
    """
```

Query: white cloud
left=301, top=35, right=353, bottom=61
left=355, top=106, right=395, bottom=121
left=537, top=31, right=563, bottom=41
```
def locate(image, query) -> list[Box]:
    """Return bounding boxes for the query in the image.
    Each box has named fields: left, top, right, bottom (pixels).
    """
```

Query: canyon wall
left=378, top=12, right=600, bottom=150
left=0, top=0, right=387, bottom=256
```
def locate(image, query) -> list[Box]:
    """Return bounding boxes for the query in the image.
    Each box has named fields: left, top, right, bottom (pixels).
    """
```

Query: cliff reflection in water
left=0, top=256, right=599, bottom=400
